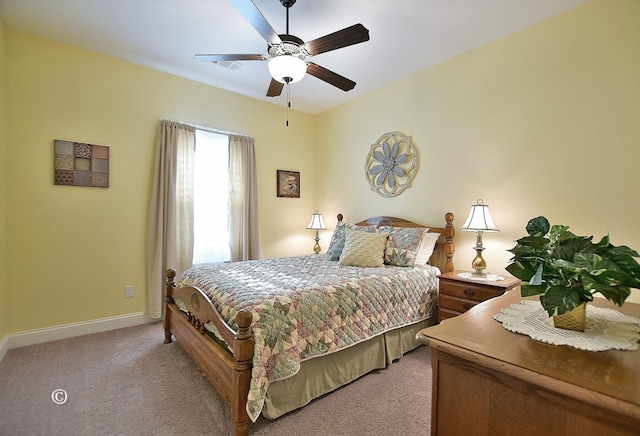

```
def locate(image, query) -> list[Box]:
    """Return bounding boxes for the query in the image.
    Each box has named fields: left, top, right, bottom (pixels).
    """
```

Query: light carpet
left=0, top=322, right=432, bottom=435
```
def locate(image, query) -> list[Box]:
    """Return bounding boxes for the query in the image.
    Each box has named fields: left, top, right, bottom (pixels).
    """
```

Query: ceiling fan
left=195, top=0, right=370, bottom=98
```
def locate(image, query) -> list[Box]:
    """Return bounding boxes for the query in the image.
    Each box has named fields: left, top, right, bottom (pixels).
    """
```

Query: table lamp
left=306, top=210, right=327, bottom=254
left=461, top=199, right=499, bottom=277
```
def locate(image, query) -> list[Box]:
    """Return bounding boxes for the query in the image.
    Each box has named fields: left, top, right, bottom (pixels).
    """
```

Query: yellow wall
left=4, top=30, right=316, bottom=332
left=0, top=19, right=8, bottom=340
left=2, top=0, right=639, bottom=336
left=315, top=0, right=640, bottom=302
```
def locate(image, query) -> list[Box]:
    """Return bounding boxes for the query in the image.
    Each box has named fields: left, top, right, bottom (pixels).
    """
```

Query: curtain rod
left=161, top=119, right=253, bottom=139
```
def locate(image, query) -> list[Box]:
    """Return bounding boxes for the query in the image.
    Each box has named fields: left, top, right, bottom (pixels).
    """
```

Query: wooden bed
left=163, top=213, right=455, bottom=435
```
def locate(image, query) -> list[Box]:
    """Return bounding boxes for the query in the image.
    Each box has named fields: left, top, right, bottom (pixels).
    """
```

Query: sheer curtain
left=146, top=120, right=195, bottom=319
left=229, top=135, right=262, bottom=261
left=192, top=129, right=230, bottom=265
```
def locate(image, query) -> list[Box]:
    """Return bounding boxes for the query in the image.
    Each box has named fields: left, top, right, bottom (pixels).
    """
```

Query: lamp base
left=470, top=231, right=487, bottom=277
left=313, top=231, right=321, bottom=254
left=470, top=268, right=487, bottom=278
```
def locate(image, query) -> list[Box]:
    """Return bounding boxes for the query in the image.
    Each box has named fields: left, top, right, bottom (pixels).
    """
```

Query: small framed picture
left=277, top=170, right=300, bottom=198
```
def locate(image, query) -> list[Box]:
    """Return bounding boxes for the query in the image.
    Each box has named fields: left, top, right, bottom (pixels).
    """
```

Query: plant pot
left=553, top=303, right=586, bottom=332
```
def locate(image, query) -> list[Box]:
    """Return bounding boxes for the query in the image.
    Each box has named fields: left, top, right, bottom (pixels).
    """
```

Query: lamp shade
left=461, top=199, right=499, bottom=232
left=268, top=55, right=307, bottom=84
left=306, top=210, right=326, bottom=230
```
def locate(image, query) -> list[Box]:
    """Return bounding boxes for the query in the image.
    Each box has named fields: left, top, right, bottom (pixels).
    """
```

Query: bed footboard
left=164, top=269, right=254, bottom=436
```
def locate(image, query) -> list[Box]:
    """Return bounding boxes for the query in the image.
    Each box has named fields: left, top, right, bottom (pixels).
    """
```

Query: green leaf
left=540, top=287, right=584, bottom=316
left=573, top=252, right=603, bottom=270
left=530, top=263, right=544, bottom=285
left=505, top=261, right=535, bottom=281
left=551, top=258, right=581, bottom=272
left=594, top=234, right=610, bottom=249
left=520, top=283, right=546, bottom=297
left=554, top=236, right=594, bottom=261
left=610, top=254, right=640, bottom=286
left=526, top=216, right=550, bottom=237
left=608, top=244, right=640, bottom=258
left=549, top=224, right=572, bottom=241
left=508, top=235, right=550, bottom=255
left=597, top=286, right=631, bottom=306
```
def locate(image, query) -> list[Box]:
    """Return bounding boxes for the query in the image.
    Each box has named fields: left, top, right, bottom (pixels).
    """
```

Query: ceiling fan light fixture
left=268, top=55, right=307, bottom=84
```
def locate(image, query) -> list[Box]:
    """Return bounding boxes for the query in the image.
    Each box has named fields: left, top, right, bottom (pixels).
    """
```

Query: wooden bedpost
left=164, top=269, right=177, bottom=344
left=444, top=212, right=455, bottom=273
left=232, top=310, right=254, bottom=436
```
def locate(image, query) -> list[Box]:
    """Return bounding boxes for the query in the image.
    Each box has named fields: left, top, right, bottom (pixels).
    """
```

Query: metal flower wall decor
left=365, top=131, right=419, bottom=197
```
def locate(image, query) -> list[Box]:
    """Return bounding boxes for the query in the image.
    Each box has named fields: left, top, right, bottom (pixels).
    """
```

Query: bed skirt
left=261, top=316, right=435, bottom=419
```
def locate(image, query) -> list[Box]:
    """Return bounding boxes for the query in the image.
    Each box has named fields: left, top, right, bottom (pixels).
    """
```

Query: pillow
left=379, top=226, right=428, bottom=267
left=326, top=221, right=348, bottom=255
left=338, top=229, right=388, bottom=267
left=415, top=232, right=441, bottom=265
left=327, top=222, right=377, bottom=261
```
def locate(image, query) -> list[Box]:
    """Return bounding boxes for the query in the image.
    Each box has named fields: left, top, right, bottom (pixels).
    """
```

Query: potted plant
left=506, top=216, right=640, bottom=331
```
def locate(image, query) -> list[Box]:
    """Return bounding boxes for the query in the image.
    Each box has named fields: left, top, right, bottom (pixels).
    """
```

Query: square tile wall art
left=54, top=140, right=109, bottom=188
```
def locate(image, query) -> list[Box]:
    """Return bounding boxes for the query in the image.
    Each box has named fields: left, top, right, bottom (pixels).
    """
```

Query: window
left=192, top=129, right=230, bottom=265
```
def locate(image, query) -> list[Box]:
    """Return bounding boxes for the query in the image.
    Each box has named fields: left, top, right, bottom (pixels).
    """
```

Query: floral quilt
left=178, top=254, right=439, bottom=422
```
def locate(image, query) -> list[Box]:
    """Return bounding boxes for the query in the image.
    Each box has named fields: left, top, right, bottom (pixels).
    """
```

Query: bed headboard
left=337, top=212, right=455, bottom=273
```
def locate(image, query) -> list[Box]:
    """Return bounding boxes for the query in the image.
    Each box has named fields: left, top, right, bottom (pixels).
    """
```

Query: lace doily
left=457, top=271, right=505, bottom=282
left=494, top=300, right=640, bottom=351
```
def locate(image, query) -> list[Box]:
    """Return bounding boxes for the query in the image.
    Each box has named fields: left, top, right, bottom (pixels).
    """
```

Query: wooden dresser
left=417, top=291, right=640, bottom=436
left=437, top=270, right=521, bottom=322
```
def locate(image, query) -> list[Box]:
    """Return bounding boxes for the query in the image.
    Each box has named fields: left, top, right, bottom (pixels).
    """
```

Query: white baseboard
left=0, top=312, right=158, bottom=361
left=0, top=334, right=8, bottom=364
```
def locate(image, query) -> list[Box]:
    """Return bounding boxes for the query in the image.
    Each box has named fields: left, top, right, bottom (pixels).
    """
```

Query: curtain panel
left=229, top=135, right=263, bottom=261
left=146, top=121, right=196, bottom=319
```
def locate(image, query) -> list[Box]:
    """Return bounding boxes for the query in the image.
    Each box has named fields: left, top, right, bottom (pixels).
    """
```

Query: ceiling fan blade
left=195, top=54, right=267, bottom=62
left=266, top=79, right=284, bottom=97
left=230, top=0, right=282, bottom=46
left=306, top=62, right=356, bottom=92
left=304, top=24, right=370, bottom=56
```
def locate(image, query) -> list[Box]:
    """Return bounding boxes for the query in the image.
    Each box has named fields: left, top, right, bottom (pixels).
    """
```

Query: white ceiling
left=0, top=0, right=589, bottom=115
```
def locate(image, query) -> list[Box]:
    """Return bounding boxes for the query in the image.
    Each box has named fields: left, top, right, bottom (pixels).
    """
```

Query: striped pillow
left=327, top=222, right=377, bottom=261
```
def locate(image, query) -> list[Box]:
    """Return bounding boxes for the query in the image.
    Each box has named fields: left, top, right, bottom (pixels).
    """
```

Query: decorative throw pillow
left=327, top=223, right=377, bottom=261
left=338, top=229, right=388, bottom=267
left=326, top=221, right=348, bottom=256
left=415, top=232, right=441, bottom=265
left=379, top=226, right=428, bottom=267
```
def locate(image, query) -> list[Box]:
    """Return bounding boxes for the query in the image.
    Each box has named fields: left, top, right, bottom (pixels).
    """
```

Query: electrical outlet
left=125, top=285, right=134, bottom=298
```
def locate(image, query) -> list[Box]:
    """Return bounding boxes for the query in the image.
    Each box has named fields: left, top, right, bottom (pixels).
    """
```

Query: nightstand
left=437, top=270, right=521, bottom=322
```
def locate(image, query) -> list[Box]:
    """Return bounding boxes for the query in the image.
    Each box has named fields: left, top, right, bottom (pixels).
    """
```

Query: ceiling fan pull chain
left=286, top=83, right=291, bottom=127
